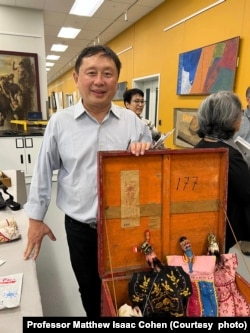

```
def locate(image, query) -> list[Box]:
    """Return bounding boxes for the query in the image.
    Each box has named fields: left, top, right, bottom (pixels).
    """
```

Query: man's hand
left=129, top=141, right=151, bottom=156
left=24, top=218, right=56, bottom=260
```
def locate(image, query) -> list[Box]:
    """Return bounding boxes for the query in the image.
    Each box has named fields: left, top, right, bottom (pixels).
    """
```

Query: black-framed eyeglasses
left=131, top=100, right=146, bottom=105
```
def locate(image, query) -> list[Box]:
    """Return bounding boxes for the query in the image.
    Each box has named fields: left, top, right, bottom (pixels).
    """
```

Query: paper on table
left=0, top=273, right=23, bottom=310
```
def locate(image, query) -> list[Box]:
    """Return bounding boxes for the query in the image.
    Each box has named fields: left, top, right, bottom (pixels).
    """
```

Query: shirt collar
left=73, top=99, right=122, bottom=120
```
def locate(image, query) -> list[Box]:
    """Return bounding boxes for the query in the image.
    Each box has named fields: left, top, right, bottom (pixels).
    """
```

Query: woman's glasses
left=131, top=100, right=146, bottom=105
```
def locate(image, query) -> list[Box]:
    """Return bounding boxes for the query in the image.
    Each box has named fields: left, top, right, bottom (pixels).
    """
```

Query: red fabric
left=186, top=281, right=202, bottom=316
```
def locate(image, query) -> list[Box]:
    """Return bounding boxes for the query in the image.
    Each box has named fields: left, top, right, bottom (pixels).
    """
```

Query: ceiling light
left=70, top=0, right=104, bottom=17
left=47, top=55, right=60, bottom=61
left=51, top=44, right=68, bottom=52
left=46, top=68, right=51, bottom=72
left=46, top=62, right=55, bottom=67
left=58, top=27, right=81, bottom=39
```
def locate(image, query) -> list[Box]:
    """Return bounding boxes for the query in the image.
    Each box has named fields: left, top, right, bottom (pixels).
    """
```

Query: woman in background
left=194, top=91, right=250, bottom=252
left=123, top=88, right=162, bottom=146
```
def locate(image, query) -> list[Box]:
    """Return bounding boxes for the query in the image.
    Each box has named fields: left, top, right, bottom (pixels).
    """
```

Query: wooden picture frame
left=174, top=108, right=200, bottom=148
left=0, top=50, right=41, bottom=129
left=113, top=81, right=127, bottom=101
left=176, top=36, right=240, bottom=95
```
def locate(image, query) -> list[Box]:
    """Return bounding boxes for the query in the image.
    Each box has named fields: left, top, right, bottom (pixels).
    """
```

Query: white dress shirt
left=24, top=99, right=152, bottom=224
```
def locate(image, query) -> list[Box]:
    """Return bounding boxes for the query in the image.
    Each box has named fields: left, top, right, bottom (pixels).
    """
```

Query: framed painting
left=64, top=93, right=74, bottom=108
left=174, top=108, right=200, bottom=148
left=54, top=91, right=63, bottom=111
left=113, top=81, right=127, bottom=101
left=0, top=51, right=41, bottom=129
left=176, top=36, right=240, bottom=95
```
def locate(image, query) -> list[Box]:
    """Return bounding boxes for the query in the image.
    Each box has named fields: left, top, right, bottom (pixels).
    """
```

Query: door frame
left=132, top=74, right=160, bottom=127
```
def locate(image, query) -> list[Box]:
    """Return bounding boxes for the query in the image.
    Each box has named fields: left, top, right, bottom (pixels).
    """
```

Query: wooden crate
left=97, top=148, right=250, bottom=316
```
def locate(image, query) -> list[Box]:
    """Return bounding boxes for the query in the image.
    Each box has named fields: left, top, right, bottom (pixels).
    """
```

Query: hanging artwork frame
left=113, top=81, right=127, bottom=101
left=176, top=36, right=240, bottom=95
left=174, top=108, right=200, bottom=148
left=0, top=50, right=41, bottom=129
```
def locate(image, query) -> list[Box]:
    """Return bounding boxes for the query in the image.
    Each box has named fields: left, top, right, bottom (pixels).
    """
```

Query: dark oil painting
left=0, top=51, right=41, bottom=130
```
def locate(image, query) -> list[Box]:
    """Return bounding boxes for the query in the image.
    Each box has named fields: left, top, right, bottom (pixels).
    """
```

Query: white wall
left=0, top=6, right=47, bottom=119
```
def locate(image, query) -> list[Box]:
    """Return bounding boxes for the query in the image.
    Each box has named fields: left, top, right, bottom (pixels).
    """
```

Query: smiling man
left=23, top=45, right=152, bottom=317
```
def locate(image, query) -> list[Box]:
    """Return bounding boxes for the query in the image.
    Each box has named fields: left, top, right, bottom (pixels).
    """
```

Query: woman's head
left=123, top=88, right=145, bottom=116
left=197, top=91, right=242, bottom=140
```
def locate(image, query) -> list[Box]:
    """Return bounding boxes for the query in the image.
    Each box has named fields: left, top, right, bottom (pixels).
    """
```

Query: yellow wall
left=48, top=0, right=250, bottom=148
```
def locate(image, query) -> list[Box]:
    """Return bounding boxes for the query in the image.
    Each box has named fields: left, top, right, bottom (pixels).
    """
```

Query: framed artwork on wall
left=51, top=91, right=57, bottom=111
left=174, top=108, right=200, bottom=148
left=65, top=93, right=74, bottom=107
left=113, top=81, right=127, bottom=101
left=0, top=51, right=41, bottom=129
left=54, top=91, right=63, bottom=111
left=176, top=36, right=240, bottom=95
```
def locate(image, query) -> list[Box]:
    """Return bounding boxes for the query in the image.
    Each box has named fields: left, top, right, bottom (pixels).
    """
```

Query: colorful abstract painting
left=177, top=36, right=240, bottom=95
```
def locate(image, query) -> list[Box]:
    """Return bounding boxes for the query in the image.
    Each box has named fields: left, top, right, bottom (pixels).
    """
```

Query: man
left=234, top=86, right=250, bottom=142
left=23, top=45, right=152, bottom=317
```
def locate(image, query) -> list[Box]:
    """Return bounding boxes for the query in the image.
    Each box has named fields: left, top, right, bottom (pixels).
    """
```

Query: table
left=0, top=171, right=43, bottom=333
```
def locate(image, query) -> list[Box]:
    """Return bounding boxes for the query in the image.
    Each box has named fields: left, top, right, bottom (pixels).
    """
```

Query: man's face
left=73, top=52, right=119, bottom=109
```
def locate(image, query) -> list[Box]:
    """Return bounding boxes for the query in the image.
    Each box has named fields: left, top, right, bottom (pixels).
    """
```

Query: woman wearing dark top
left=194, top=91, right=250, bottom=252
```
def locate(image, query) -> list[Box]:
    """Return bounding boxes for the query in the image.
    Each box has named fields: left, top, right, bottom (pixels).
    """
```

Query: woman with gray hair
left=194, top=91, right=250, bottom=252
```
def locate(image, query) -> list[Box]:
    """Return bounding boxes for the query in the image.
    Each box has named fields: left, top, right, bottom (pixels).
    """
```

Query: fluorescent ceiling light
left=46, top=62, right=55, bottom=67
left=51, top=44, right=68, bottom=52
left=58, top=27, right=81, bottom=39
left=47, top=55, right=60, bottom=60
left=70, top=0, right=104, bottom=17
left=46, top=68, right=51, bottom=72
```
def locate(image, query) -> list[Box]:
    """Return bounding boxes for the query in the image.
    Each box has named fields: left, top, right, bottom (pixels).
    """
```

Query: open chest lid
left=97, top=148, right=228, bottom=279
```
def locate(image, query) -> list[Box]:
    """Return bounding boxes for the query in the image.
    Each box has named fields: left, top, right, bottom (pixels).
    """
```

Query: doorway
left=132, top=74, right=160, bottom=127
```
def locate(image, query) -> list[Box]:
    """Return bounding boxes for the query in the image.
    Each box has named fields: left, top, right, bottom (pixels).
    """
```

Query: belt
left=66, top=215, right=97, bottom=230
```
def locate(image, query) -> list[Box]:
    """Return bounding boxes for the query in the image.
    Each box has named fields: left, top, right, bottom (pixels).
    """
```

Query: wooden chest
left=97, top=148, right=250, bottom=317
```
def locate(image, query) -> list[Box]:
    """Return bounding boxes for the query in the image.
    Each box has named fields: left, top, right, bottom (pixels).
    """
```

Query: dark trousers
left=65, top=215, right=101, bottom=317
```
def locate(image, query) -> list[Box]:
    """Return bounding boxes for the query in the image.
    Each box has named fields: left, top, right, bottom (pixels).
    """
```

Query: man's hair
left=123, top=88, right=144, bottom=104
left=197, top=91, right=242, bottom=140
left=246, top=86, right=250, bottom=98
left=74, top=45, right=122, bottom=76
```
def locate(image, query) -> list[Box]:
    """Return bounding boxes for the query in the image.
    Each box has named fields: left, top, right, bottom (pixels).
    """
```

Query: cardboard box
left=0, top=171, right=11, bottom=188
left=97, top=148, right=250, bottom=316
